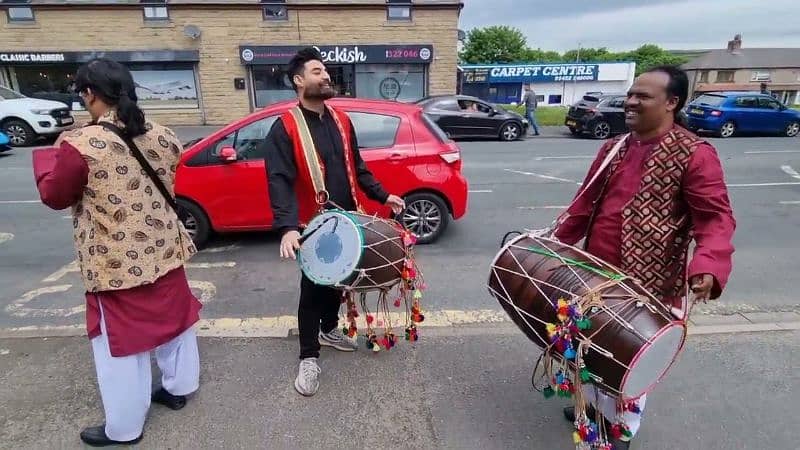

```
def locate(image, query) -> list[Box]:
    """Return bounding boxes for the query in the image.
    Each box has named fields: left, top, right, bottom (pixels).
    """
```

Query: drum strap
left=289, top=106, right=328, bottom=204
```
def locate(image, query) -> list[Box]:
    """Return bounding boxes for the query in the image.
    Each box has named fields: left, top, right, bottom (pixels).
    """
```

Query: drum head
left=298, top=211, right=364, bottom=286
left=620, top=322, right=686, bottom=399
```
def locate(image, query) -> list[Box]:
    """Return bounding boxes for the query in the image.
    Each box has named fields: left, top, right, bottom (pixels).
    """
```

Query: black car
left=415, top=95, right=528, bottom=141
left=565, top=93, right=627, bottom=139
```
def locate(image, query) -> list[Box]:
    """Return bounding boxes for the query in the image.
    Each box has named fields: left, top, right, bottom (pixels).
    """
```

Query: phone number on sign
left=385, top=49, right=420, bottom=59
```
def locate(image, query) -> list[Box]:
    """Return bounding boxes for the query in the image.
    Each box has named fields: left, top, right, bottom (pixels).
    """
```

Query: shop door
left=327, top=65, right=355, bottom=97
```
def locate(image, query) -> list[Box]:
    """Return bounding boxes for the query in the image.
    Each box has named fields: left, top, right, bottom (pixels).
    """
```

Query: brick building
left=683, top=35, right=800, bottom=106
left=0, top=0, right=462, bottom=125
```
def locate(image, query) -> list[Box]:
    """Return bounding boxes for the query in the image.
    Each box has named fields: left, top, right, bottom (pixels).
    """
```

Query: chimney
left=727, top=34, right=742, bottom=54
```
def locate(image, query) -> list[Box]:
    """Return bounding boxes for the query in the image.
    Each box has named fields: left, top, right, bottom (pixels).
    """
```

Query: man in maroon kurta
left=555, top=66, right=736, bottom=448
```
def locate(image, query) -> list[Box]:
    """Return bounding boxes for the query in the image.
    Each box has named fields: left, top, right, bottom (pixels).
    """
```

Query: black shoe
left=151, top=387, right=187, bottom=410
left=562, top=405, right=597, bottom=422
left=79, top=425, right=142, bottom=447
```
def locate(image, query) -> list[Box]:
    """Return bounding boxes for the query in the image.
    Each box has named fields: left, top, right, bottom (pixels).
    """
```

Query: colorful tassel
left=580, top=367, right=592, bottom=382
left=564, top=347, right=576, bottom=360
left=542, top=386, right=555, bottom=398
left=394, top=298, right=402, bottom=308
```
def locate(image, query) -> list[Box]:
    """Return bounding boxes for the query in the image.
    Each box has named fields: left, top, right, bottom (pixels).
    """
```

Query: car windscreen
left=692, top=94, right=726, bottom=106
left=0, top=86, right=25, bottom=100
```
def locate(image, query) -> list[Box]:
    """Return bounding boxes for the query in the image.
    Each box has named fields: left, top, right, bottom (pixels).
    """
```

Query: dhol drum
left=298, top=209, right=408, bottom=291
left=488, top=232, right=686, bottom=401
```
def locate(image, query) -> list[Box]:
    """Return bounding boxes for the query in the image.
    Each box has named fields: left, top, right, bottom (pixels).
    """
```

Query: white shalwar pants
left=581, top=384, right=647, bottom=437
left=90, top=309, right=200, bottom=441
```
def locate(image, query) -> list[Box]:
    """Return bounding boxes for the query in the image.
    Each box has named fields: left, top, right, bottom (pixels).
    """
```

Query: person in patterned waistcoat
left=33, top=58, right=201, bottom=447
left=553, top=66, right=736, bottom=449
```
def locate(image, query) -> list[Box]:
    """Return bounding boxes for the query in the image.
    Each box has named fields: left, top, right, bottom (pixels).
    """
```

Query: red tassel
left=394, top=299, right=402, bottom=307
left=366, top=315, right=374, bottom=325
left=611, top=424, right=622, bottom=440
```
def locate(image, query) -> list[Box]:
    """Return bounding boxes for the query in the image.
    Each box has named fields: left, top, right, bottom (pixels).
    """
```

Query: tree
left=523, top=48, right=563, bottom=63
left=562, top=47, right=625, bottom=63
left=460, top=26, right=529, bottom=64
left=622, top=44, right=689, bottom=75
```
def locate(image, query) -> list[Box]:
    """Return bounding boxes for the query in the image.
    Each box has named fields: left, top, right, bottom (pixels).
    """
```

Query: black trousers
left=298, top=274, right=342, bottom=359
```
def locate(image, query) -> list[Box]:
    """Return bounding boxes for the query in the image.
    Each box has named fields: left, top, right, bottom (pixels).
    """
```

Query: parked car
left=415, top=95, right=528, bottom=141
left=0, top=85, right=75, bottom=146
left=565, top=93, right=628, bottom=139
left=685, top=92, right=800, bottom=138
left=0, top=131, right=10, bottom=153
left=175, top=97, right=469, bottom=247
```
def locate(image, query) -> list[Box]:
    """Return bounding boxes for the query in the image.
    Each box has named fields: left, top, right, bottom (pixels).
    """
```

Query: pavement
left=0, top=327, right=796, bottom=449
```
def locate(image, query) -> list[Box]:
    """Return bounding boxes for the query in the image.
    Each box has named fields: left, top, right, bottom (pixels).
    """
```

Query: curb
left=1, top=313, right=798, bottom=340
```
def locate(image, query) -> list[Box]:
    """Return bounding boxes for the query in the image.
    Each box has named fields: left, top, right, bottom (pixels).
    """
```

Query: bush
left=498, top=104, right=568, bottom=126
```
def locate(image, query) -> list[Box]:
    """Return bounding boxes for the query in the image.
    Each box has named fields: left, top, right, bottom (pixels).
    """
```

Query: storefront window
left=10, top=62, right=199, bottom=110
left=355, top=64, right=425, bottom=102
left=251, top=65, right=296, bottom=108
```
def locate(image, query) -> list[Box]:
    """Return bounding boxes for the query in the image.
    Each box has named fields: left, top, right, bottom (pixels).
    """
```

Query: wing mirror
left=219, top=146, right=237, bottom=162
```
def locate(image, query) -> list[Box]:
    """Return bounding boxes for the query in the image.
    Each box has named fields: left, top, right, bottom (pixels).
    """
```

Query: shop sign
left=0, top=50, right=200, bottom=65
left=464, top=64, right=600, bottom=83
left=239, top=45, right=433, bottom=65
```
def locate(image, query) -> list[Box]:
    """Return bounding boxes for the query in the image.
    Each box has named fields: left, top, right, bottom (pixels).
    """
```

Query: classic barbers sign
left=0, top=50, right=200, bottom=65
left=239, top=45, right=433, bottom=65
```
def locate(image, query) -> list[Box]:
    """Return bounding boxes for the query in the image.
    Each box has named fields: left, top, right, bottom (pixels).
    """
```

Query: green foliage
left=460, top=27, right=690, bottom=74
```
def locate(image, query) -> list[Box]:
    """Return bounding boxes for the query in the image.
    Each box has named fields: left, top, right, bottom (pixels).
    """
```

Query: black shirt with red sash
left=264, top=103, right=389, bottom=235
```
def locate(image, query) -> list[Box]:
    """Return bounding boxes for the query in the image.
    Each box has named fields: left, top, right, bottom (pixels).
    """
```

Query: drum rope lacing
left=490, top=233, right=678, bottom=449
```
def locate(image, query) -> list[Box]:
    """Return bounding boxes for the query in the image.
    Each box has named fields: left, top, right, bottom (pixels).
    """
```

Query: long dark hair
left=75, top=58, right=147, bottom=137
left=645, top=65, right=689, bottom=127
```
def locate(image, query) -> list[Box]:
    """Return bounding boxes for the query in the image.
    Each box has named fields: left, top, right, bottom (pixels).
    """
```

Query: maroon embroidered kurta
left=555, top=128, right=736, bottom=306
left=34, top=140, right=201, bottom=357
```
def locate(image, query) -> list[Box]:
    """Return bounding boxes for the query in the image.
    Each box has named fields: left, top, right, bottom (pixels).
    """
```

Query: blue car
left=685, top=91, right=800, bottom=138
left=0, top=131, right=11, bottom=152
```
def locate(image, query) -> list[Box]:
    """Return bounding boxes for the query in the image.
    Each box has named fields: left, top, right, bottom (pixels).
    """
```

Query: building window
left=4, top=0, right=34, bottom=22
left=751, top=70, right=771, bottom=82
left=261, top=0, right=287, bottom=21
left=387, top=0, right=412, bottom=21
left=141, top=1, right=168, bottom=21
left=699, top=71, right=709, bottom=83
left=251, top=65, right=296, bottom=108
left=548, top=94, right=563, bottom=105
left=355, top=64, right=425, bottom=102
left=715, top=70, right=735, bottom=83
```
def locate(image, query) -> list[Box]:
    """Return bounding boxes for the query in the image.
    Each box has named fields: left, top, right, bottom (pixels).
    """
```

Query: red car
left=175, top=97, right=469, bottom=247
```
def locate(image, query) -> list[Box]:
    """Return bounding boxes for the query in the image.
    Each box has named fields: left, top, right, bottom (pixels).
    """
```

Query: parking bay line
left=42, top=260, right=236, bottom=283
left=503, top=169, right=578, bottom=184
left=0, top=200, right=40, bottom=204
left=745, top=150, right=800, bottom=154
left=780, top=165, right=800, bottom=180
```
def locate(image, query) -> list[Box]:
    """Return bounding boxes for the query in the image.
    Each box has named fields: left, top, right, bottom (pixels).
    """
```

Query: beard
left=304, top=82, right=336, bottom=100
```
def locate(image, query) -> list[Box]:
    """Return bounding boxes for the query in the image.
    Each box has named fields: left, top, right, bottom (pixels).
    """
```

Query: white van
left=0, top=85, right=75, bottom=146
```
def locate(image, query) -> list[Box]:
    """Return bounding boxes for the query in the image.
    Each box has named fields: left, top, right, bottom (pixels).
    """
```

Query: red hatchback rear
left=175, top=97, right=468, bottom=247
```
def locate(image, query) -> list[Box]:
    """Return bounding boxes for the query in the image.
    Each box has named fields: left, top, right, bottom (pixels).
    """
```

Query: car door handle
left=389, top=153, right=407, bottom=161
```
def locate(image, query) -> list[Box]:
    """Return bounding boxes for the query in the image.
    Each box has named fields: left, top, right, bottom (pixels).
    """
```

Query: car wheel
left=499, top=122, right=521, bottom=141
left=719, top=121, right=736, bottom=138
left=2, top=120, right=36, bottom=147
left=400, top=192, right=449, bottom=245
left=591, top=121, right=611, bottom=139
left=176, top=198, right=211, bottom=249
left=786, top=121, right=800, bottom=137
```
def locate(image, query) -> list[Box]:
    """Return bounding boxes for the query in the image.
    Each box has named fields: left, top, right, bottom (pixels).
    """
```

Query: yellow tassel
left=546, top=323, right=556, bottom=336
left=558, top=298, right=568, bottom=308
left=572, top=431, right=581, bottom=444
left=557, top=313, right=567, bottom=322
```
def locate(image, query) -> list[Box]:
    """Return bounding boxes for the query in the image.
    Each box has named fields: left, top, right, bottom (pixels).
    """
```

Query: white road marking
left=728, top=182, right=800, bottom=187
left=186, top=262, right=237, bottom=269
left=188, top=280, right=216, bottom=303
left=5, top=284, right=83, bottom=318
left=745, top=150, right=800, bottom=154
left=468, top=189, right=493, bottom=193
left=200, top=244, right=241, bottom=254
left=503, top=168, right=578, bottom=184
left=0, top=232, right=13, bottom=245
left=0, top=349, right=9, bottom=356
left=42, top=261, right=80, bottom=283
left=534, top=155, right=595, bottom=160
left=779, top=201, right=800, bottom=205
left=0, top=200, right=40, bottom=204
left=781, top=165, right=800, bottom=180
left=518, top=205, right=569, bottom=210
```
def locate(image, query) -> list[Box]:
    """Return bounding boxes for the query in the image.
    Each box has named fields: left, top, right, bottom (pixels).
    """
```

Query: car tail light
left=710, top=110, right=722, bottom=116
left=440, top=152, right=461, bottom=164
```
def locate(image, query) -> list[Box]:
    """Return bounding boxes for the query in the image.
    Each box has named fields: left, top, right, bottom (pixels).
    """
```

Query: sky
left=459, top=0, right=800, bottom=52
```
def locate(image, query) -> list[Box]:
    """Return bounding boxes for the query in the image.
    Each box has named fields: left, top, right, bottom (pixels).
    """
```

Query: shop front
left=0, top=50, right=201, bottom=112
left=239, top=44, right=433, bottom=109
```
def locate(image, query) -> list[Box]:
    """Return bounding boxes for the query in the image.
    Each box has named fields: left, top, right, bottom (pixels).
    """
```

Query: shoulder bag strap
left=98, top=121, right=178, bottom=212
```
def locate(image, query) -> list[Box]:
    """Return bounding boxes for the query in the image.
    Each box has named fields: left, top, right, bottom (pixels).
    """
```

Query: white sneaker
left=319, top=328, right=358, bottom=352
left=294, top=358, right=321, bottom=397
